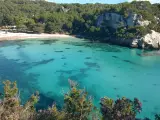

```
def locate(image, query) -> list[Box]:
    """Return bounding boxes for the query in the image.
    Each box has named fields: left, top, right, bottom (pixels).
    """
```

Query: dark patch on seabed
left=85, top=57, right=92, bottom=59
left=96, top=69, right=101, bottom=72
left=143, top=100, right=148, bottom=103
left=65, top=42, right=84, bottom=46
left=95, top=44, right=121, bottom=52
left=57, top=74, right=69, bottom=87
left=36, top=93, right=63, bottom=110
left=70, top=73, right=88, bottom=81
left=16, top=45, right=26, bottom=49
left=0, top=54, right=39, bottom=102
left=96, top=48, right=121, bottom=52
left=40, top=39, right=59, bottom=45
left=79, top=68, right=90, bottom=74
left=154, top=107, right=159, bottom=110
left=69, top=75, right=78, bottom=81
left=112, top=56, right=119, bottom=58
left=85, top=84, right=100, bottom=101
left=151, top=112, right=157, bottom=116
left=0, top=40, right=29, bottom=48
left=13, top=59, right=21, bottom=62
left=84, top=62, right=100, bottom=68
left=34, top=58, right=54, bottom=66
left=63, top=63, right=67, bottom=66
left=137, top=51, right=160, bottom=57
left=114, top=87, right=119, bottom=90
left=61, top=57, right=66, bottom=59
left=152, top=84, right=158, bottom=86
left=55, top=70, right=75, bottom=74
left=123, top=60, right=139, bottom=65
left=116, top=95, right=120, bottom=98
left=23, top=58, right=55, bottom=70
left=128, top=84, right=133, bottom=86
left=55, top=50, right=63, bottom=52
left=63, top=41, right=121, bottom=52
left=112, top=55, right=141, bottom=66
left=77, top=50, right=83, bottom=52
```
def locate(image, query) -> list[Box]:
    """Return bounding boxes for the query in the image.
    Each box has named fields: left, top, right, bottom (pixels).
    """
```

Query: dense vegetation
left=0, top=80, right=149, bottom=120
left=0, top=80, right=160, bottom=120
left=0, top=0, right=160, bottom=41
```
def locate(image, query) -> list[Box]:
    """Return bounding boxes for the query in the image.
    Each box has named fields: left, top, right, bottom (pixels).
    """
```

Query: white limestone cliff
left=139, top=30, right=160, bottom=49
left=97, top=12, right=151, bottom=29
left=97, top=12, right=160, bottom=49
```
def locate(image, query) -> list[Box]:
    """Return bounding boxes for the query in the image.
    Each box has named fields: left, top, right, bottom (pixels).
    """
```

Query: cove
left=0, top=37, right=160, bottom=119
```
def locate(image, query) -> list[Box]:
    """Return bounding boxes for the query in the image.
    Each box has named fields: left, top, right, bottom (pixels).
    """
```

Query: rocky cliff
left=97, top=12, right=151, bottom=29
left=140, top=30, right=160, bottom=49
left=97, top=12, right=160, bottom=49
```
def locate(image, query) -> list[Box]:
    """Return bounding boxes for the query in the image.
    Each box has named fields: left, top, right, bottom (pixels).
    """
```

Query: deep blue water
left=0, top=37, right=160, bottom=119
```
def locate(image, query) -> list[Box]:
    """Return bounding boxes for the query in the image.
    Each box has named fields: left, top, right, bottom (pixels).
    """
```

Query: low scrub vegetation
left=0, top=80, right=159, bottom=120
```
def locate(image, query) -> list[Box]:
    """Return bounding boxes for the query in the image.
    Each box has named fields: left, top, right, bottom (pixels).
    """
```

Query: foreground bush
left=35, top=80, right=93, bottom=120
left=64, top=80, right=93, bottom=120
left=100, top=97, right=142, bottom=120
left=0, top=80, right=39, bottom=120
left=1, top=80, right=156, bottom=120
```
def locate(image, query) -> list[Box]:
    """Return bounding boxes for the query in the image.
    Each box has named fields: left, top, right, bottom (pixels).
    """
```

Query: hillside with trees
left=0, top=0, right=160, bottom=37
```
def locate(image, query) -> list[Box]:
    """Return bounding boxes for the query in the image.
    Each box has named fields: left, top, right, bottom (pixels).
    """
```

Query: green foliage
left=0, top=80, right=39, bottom=120
left=36, top=105, right=65, bottom=120
left=0, top=0, right=159, bottom=39
left=45, top=22, right=55, bottom=33
left=3, top=80, right=18, bottom=98
left=1, top=80, right=160, bottom=120
left=115, top=26, right=152, bottom=39
left=154, top=23, right=160, bottom=33
left=0, top=80, right=93, bottom=120
left=64, top=81, right=93, bottom=120
left=32, top=23, right=44, bottom=34
left=100, top=97, right=142, bottom=120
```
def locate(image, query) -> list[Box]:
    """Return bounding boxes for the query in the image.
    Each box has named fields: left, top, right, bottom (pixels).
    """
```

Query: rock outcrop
left=97, top=12, right=160, bottom=49
left=97, top=12, right=150, bottom=29
left=127, top=31, right=160, bottom=49
left=139, top=30, right=160, bottom=49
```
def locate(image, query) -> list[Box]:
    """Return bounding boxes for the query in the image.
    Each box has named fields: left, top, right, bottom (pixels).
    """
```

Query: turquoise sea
left=0, top=37, right=160, bottom=119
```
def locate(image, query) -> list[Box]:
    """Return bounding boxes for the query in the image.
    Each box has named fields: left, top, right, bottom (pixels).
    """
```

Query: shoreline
left=0, top=31, right=72, bottom=41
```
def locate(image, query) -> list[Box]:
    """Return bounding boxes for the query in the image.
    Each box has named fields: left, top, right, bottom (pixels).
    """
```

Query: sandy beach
left=0, top=31, right=72, bottom=41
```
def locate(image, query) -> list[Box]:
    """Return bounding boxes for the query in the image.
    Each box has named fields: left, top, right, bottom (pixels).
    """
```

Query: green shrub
left=32, top=23, right=44, bottom=34
left=100, top=97, right=142, bottom=120
left=64, top=80, right=93, bottom=120
left=0, top=80, right=151, bottom=120
left=0, top=80, right=39, bottom=120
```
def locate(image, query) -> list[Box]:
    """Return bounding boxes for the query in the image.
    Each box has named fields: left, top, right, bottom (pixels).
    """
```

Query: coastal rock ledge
left=130, top=30, right=160, bottom=49
left=141, top=30, right=160, bottom=49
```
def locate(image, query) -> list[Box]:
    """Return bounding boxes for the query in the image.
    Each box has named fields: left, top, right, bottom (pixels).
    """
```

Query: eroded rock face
left=97, top=13, right=124, bottom=29
left=141, top=30, right=160, bottom=49
left=127, top=30, right=160, bottom=49
left=97, top=12, right=160, bottom=49
left=97, top=12, right=150, bottom=29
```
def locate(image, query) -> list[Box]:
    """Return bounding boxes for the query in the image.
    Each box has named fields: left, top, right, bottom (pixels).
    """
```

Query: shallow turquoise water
left=0, top=38, right=160, bottom=119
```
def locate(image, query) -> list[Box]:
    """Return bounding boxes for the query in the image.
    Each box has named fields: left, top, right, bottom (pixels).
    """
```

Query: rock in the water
left=131, top=30, right=160, bottom=49
left=142, top=30, right=160, bottom=49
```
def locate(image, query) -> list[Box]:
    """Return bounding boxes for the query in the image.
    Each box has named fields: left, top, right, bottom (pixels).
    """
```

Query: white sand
left=0, top=31, right=72, bottom=41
